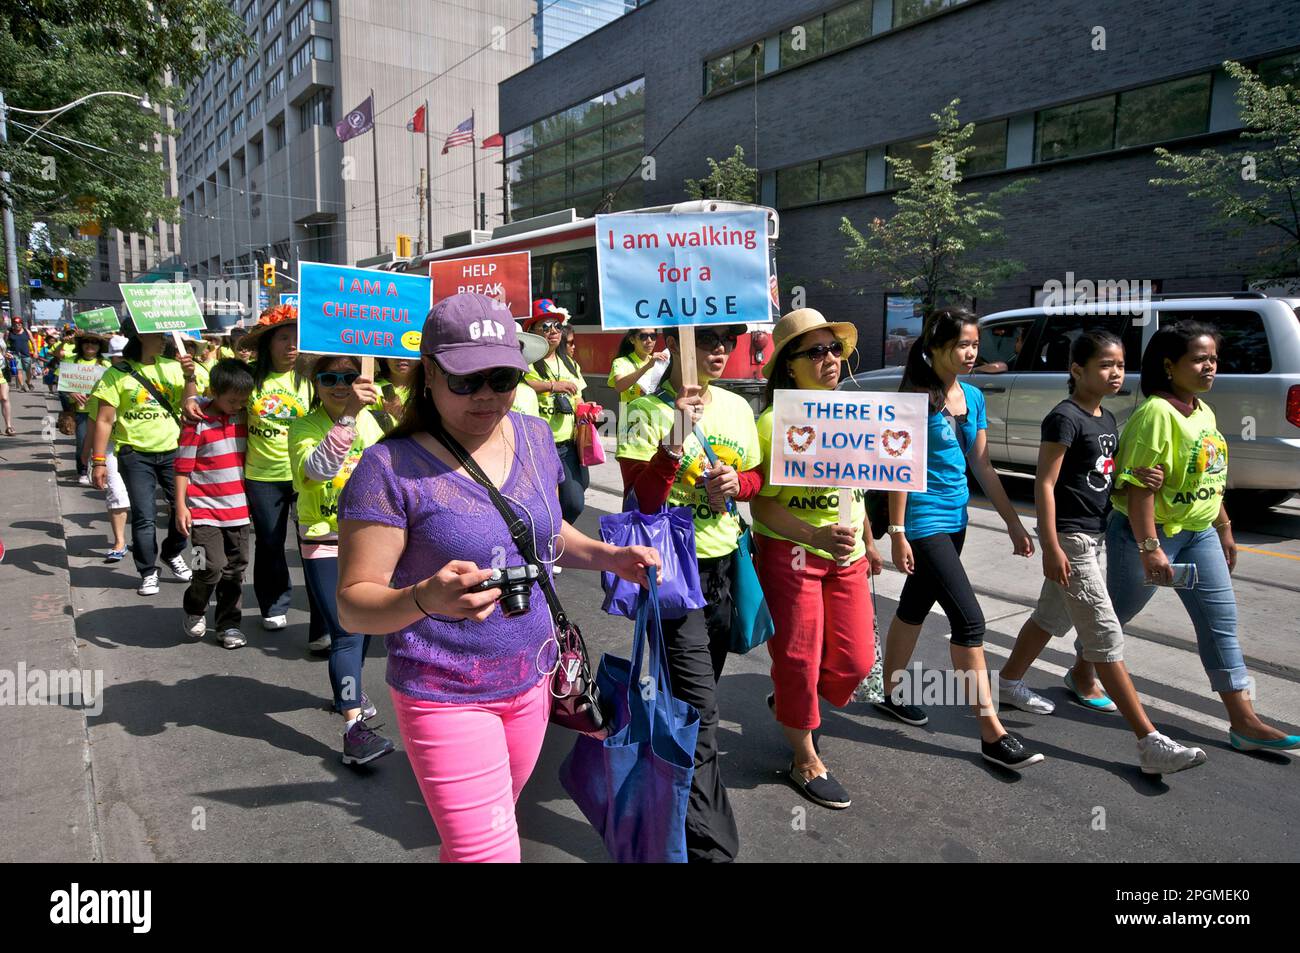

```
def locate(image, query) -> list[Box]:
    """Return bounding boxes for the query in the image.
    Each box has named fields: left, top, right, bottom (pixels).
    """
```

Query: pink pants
left=390, top=677, right=551, bottom=863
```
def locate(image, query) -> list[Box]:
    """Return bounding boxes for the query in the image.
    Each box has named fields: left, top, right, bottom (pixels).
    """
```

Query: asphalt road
left=2, top=386, right=1297, bottom=863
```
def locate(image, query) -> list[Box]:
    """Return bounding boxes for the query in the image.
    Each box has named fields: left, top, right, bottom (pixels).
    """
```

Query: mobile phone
left=1143, top=562, right=1198, bottom=589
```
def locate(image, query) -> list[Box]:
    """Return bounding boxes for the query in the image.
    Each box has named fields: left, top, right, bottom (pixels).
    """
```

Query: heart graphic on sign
left=881, top=429, right=912, bottom=458
left=786, top=425, right=816, bottom=455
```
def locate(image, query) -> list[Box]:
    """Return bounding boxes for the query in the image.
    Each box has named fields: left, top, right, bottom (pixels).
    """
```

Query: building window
left=311, top=0, right=331, bottom=23
left=824, top=0, right=873, bottom=52
left=885, top=120, right=1006, bottom=187
left=216, top=102, right=228, bottom=124
left=298, top=88, right=332, bottom=131
left=893, top=0, right=966, bottom=28
left=217, top=129, right=229, bottom=152
left=1114, top=74, right=1212, bottom=149
left=265, top=34, right=283, bottom=68
left=270, top=120, right=285, bottom=151
left=230, top=83, right=243, bottom=107
left=1258, top=50, right=1300, bottom=88
left=779, top=15, right=824, bottom=68
left=267, top=69, right=284, bottom=98
left=233, top=112, right=246, bottom=134
left=289, top=37, right=332, bottom=78
left=705, top=40, right=765, bottom=94
left=250, top=137, right=264, bottom=165
left=247, top=60, right=262, bottom=89
left=776, top=161, right=819, bottom=208
left=818, top=151, right=865, bottom=201
left=243, top=1, right=258, bottom=32
left=263, top=0, right=282, bottom=33
left=247, top=93, right=261, bottom=119
left=289, top=3, right=310, bottom=41
left=1035, top=94, right=1116, bottom=162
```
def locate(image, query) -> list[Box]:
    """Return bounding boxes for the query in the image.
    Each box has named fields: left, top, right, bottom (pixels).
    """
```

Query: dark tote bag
left=599, top=493, right=705, bottom=620
left=559, top=569, right=700, bottom=863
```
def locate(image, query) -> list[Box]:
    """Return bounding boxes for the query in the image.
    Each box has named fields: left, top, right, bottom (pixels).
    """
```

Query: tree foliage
left=839, top=100, right=1031, bottom=317
left=685, top=145, right=757, bottom=203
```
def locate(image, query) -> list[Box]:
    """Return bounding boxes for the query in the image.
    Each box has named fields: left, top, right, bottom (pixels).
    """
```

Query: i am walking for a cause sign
left=770, top=390, right=929, bottom=495
left=297, top=261, right=431, bottom=359
left=429, top=252, right=531, bottom=319
left=595, top=211, right=770, bottom=330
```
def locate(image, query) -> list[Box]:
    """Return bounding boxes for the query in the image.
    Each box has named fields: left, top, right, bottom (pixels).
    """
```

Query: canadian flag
left=406, top=104, right=426, bottom=134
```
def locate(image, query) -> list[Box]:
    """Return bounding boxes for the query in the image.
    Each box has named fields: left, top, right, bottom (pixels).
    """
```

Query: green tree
left=839, top=100, right=1031, bottom=317
left=1, top=2, right=248, bottom=295
left=1151, top=60, right=1300, bottom=291
left=685, top=145, right=757, bottom=202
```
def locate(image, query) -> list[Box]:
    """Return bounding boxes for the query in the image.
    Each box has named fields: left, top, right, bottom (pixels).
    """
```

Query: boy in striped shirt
left=175, top=359, right=254, bottom=649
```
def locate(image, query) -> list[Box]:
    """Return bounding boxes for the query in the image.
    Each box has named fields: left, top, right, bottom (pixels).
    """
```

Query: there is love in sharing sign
left=770, top=390, right=929, bottom=493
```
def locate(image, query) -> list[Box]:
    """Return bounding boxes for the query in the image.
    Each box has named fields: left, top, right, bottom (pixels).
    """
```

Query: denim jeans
left=301, top=553, right=371, bottom=711
left=117, top=447, right=188, bottom=577
left=555, top=439, right=589, bottom=524
left=1104, top=511, right=1250, bottom=693
left=246, top=479, right=296, bottom=620
left=74, top=412, right=89, bottom=475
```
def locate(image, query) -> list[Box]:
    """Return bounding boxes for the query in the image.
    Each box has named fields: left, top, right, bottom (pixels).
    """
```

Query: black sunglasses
left=697, top=331, right=739, bottom=351
left=634, top=332, right=657, bottom=342
left=535, top=321, right=564, bottom=333
left=315, top=371, right=359, bottom=387
left=442, top=365, right=524, bottom=396
left=789, top=340, right=845, bottom=362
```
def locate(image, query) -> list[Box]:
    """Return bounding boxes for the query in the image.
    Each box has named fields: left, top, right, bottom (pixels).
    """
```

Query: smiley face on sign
left=400, top=330, right=422, bottom=351
left=786, top=425, right=816, bottom=455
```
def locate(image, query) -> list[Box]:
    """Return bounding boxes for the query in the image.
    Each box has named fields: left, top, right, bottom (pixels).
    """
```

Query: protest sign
left=770, top=390, right=929, bottom=499
left=279, top=293, right=299, bottom=307
left=429, top=252, right=530, bottom=319
left=296, top=262, right=431, bottom=360
left=73, top=306, right=120, bottom=334
left=57, top=361, right=108, bottom=395
left=595, top=211, right=770, bottom=331
left=118, top=283, right=205, bottom=334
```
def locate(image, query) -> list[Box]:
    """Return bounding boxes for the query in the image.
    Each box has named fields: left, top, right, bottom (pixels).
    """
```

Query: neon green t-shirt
left=608, top=353, right=652, bottom=404
left=753, top=406, right=867, bottom=563
left=524, top=355, right=585, bottom=444
left=619, top=382, right=762, bottom=559
left=90, top=357, right=187, bottom=453
left=512, top=384, right=541, bottom=417
left=1112, top=396, right=1227, bottom=537
left=218, top=346, right=236, bottom=360
left=61, top=342, right=77, bottom=360
left=245, top=369, right=313, bottom=482
left=289, top=407, right=384, bottom=540
left=368, top=380, right=412, bottom=432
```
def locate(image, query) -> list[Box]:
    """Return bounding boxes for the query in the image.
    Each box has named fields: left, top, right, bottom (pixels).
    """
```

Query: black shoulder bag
left=533, top=358, right=575, bottom=416
left=429, top=421, right=606, bottom=738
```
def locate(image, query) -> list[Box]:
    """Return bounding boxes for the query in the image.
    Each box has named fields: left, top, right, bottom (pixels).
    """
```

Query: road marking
left=1238, top=545, right=1300, bottom=562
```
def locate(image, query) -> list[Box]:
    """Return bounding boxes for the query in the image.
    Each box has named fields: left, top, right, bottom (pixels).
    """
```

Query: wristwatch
left=337, top=414, right=357, bottom=428
left=1139, top=536, right=1161, bottom=553
left=887, top=524, right=907, bottom=536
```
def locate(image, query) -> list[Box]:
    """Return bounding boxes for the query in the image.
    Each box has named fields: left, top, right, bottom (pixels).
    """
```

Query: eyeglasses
left=635, top=333, right=657, bottom=343
left=315, top=371, right=359, bottom=387
left=697, top=331, right=739, bottom=352
left=789, top=340, right=845, bottom=362
left=536, top=321, right=564, bottom=333
left=442, top=365, right=524, bottom=396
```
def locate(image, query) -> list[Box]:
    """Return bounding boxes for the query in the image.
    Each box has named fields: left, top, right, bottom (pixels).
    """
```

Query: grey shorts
left=1030, top=532, right=1124, bottom=663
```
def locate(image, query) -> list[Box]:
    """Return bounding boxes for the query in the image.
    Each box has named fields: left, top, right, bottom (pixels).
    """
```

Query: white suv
left=842, top=294, right=1300, bottom=510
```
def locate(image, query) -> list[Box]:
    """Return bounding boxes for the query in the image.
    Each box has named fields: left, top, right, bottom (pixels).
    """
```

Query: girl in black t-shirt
left=1000, top=330, right=1207, bottom=774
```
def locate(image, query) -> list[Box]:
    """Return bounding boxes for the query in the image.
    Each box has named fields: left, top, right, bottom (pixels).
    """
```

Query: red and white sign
left=428, top=251, right=531, bottom=320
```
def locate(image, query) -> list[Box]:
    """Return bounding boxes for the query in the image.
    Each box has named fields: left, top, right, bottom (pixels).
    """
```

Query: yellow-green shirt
left=753, top=406, right=867, bottom=563
left=289, top=407, right=384, bottom=540
left=607, top=353, right=651, bottom=404
left=1112, top=396, right=1227, bottom=536
left=368, top=380, right=412, bottom=432
left=90, top=357, right=187, bottom=453
left=619, top=382, right=762, bottom=559
left=245, top=369, right=313, bottom=482
left=512, top=384, right=541, bottom=417
left=524, top=355, right=585, bottom=444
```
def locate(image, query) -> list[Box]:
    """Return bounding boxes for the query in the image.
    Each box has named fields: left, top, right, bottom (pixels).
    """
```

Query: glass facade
left=534, top=0, right=640, bottom=62
left=505, top=77, right=645, bottom=221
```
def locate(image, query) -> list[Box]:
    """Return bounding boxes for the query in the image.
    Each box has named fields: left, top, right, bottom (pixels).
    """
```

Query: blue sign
left=29, top=279, right=42, bottom=288
left=594, top=211, right=771, bottom=331
left=279, top=293, right=299, bottom=307
left=297, top=261, right=431, bottom=358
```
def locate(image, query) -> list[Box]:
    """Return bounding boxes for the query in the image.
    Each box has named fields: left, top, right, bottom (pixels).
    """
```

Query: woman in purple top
left=338, top=293, right=658, bottom=864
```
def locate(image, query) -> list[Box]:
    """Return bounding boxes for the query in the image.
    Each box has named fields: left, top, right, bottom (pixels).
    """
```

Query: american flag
left=441, top=115, right=474, bottom=154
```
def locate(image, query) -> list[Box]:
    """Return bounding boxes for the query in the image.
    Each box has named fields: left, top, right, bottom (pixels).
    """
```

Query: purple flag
left=335, top=95, right=374, bottom=143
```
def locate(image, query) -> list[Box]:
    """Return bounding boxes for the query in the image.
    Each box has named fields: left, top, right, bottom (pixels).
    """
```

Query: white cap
left=108, top=334, right=128, bottom=357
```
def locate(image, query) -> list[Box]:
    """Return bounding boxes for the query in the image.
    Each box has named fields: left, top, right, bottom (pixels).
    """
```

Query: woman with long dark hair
left=336, top=293, right=657, bottom=861
left=69, top=331, right=110, bottom=484
left=876, top=308, right=1044, bottom=769
left=1105, top=321, right=1299, bottom=752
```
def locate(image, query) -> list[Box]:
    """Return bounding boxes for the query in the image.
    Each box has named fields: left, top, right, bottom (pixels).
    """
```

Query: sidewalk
left=0, top=389, right=100, bottom=862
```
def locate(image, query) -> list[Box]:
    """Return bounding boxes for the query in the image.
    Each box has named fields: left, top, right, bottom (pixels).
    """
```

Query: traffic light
left=262, top=262, right=276, bottom=287
left=52, top=256, right=69, bottom=283
left=395, top=234, right=412, bottom=259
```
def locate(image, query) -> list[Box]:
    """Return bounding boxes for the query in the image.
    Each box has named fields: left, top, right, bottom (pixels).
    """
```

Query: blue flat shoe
left=1229, top=730, right=1300, bottom=752
left=1064, top=671, right=1117, bottom=712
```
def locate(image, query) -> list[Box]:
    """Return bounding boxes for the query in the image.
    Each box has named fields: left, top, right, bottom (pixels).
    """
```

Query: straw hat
left=761, top=308, right=857, bottom=378
left=240, top=304, right=298, bottom=348
left=72, top=328, right=112, bottom=346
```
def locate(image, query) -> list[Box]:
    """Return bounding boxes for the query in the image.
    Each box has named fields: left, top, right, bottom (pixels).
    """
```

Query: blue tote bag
left=559, top=569, right=700, bottom=863
left=599, top=500, right=706, bottom=620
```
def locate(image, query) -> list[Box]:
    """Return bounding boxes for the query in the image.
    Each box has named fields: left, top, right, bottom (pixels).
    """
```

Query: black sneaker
left=767, top=692, right=820, bottom=753
left=981, top=732, right=1045, bottom=771
left=788, top=763, right=852, bottom=810
left=873, top=695, right=929, bottom=726
left=333, top=691, right=378, bottom=720
left=342, top=717, right=395, bottom=766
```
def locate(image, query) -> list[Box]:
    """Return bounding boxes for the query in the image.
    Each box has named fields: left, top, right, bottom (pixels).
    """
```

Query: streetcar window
left=550, top=252, right=593, bottom=323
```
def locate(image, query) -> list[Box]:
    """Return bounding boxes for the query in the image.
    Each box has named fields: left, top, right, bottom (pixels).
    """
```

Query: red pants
left=755, top=536, right=875, bottom=730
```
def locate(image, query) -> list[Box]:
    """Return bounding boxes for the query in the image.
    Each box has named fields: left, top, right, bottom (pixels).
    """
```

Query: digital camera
left=471, top=564, right=543, bottom=617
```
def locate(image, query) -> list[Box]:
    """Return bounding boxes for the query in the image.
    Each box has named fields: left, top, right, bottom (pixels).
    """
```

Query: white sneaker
left=182, top=613, right=207, bottom=640
left=1138, top=731, right=1208, bottom=775
left=261, top=615, right=288, bottom=630
left=165, top=554, right=192, bottom=581
left=138, top=571, right=160, bottom=596
left=218, top=628, right=247, bottom=650
left=308, top=634, right=332, bottom=653
left=78, top=474, right=91, bottom=486
left=1000, top=677, right=1056, bottom=715
left=552, top=565, right=562, bottom=576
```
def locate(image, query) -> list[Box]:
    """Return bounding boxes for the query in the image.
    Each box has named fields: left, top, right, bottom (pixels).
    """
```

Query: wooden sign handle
left=678, top=324, right=698, bottom=390
left=360, top=355, right=375, bottom=380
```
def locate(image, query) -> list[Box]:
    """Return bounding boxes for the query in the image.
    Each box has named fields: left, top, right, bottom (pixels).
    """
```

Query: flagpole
left=371, top=88, right=381, bottom=255
left=424, top=99, right=433, bottom=251
left=471, top=108, right=479, bottom=231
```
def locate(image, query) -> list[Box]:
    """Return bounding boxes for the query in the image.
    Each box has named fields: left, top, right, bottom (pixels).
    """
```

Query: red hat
left=525, top=298, right=570, bottom=331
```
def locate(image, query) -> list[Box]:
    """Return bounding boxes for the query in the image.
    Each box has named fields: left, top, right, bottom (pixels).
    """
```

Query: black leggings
left=895, top=529, right=986, bottom=647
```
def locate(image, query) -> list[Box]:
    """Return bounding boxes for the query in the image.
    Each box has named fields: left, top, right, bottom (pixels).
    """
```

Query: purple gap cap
left=420, top=292, right=529, bottom=375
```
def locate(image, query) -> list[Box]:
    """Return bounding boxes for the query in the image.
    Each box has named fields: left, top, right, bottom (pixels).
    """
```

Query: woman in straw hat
left=68, top=329, right=112, bottom=484
left=751, top=309, right=884, bottom=810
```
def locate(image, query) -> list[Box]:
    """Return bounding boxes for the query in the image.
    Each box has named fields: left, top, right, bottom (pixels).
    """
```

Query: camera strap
left=429, top=420, right=570, bottom=630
